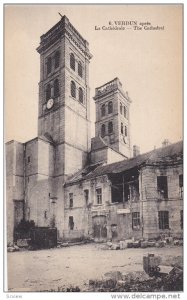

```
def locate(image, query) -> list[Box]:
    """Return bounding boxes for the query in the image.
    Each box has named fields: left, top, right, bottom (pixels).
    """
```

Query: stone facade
left=6, top=15, right=183, bottom=244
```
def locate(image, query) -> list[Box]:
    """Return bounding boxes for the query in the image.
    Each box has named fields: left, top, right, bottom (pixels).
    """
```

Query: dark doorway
left=92, top=215, right=107, bottom=241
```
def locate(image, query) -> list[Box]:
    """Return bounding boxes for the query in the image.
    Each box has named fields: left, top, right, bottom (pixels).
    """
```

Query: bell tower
left=94, top=78, right=131, bottom=159
left=36, top=16, right=92, bottom=177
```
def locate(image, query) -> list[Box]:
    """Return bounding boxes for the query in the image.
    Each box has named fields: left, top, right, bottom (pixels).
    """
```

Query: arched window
left=101, top=124, right=106, bottom=137
left=125, top=126, right=128, bottom=137
left=120, top=103, right=123, bottom=114
left=46, top=57, right=52, bottom=74
left=46, top=84, right=51, bottom=100
left=54, top=79, right=60, bottom=98
left=54, top=51, right=60, bottom=69
left=121, top=122, right=123, bottom=134
left=124, top=106, right=127, bottom=118
left=78, top=61, right=83, bottom=77
left=108, top=101, right=113, bottom=114
left=70, top=53, right=75, bottom=70
left=71, top=81, right=76, bottom=98
left=101, top=104, right=106, bottom=117
left=79, top=87, right=83, bottom=103
left=108, top=121, right=113, bottom=134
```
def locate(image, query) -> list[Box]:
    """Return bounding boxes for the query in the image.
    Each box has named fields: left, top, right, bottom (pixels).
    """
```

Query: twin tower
left=37, top=15, right=131, bottom=178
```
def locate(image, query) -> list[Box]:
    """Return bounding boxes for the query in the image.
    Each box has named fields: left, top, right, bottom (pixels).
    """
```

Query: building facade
left=6, top=16, right=183, bottom=244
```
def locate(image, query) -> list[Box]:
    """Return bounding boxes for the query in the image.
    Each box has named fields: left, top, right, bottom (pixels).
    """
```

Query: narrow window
left=84, top=189, right=89, bottom=205
left=108, top=121, right=113, bottom=134
left=157, top=176, right=168, bottom=199
left=96, top=188, right=102, bottom=205
left=44, top=210, right=48, bottom=219
left=69, top=216, right=74, bottom=230
left=108, top=101, right=113, bottom=114
left=69, top=193, right=73, bottom=208
left=54, top=78, right=59, bottom=98
left=28, top=177, right=29, bottom=183
left=124, top=106, right=127, bottom=118
left=79, top=87, right=83, bottom=103
left=120, top=103, right=123, bottom=114
left=101, top=124, right=106, bottom=137
left=101, top=104, right=106, bottom=117
left=121, top=123, right=123, bottom=134
left=71, top=81, right=76, bottom=98
left=46, top=57, right=52, bottom=74
left=132, top=212, right=140, bottom=230
left=179, top=174, right=183, bottom=198
left=78, top=61, right=83, bottom=77
left=28, top=156, right=30, bottom=163
left=180, top=210, right=183, bottom=229
left=125, top=125, right=128, bottom=137
left=158, top=211, right=169, bottom=229
left=54, top=51, right=60, bottom=68
left=70, top=53, right=75, bottom=70
left=46, top=84, right=51, bottom=101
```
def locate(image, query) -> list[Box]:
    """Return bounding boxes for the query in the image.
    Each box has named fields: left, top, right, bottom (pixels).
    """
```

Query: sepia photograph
left=4, top=3, right=183, bottom=294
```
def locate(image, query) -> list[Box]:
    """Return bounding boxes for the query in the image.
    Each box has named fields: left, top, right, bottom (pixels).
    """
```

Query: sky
left=4, top=4, right=183, bottom=154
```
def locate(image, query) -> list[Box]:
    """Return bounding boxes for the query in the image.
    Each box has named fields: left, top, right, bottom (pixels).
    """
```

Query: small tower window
left=54, top=78, right=60, bottom=98
left=108, top=101, right=113, bottom=114
left=108, top=121, right=113, bottom=134
left=124, top=106, right=127, bottom=118
left=54, top=51, right=60, bottom=69
left=79, top=87, right=83, bottom=103
left=69, top=193, right=73, bottom=208
left=120, top=103, right=123, bottom=114
left=71, top=81, right=76, bottom=98
left=46, top=57, right=52, bottom=74
left=125, top=126, right=128, bottom=137
left=101, top=124, right=106, bottom=137
left=101, top=104, right=106, bottom=117
left=121, top=123, right=123, bottom=134
left=69, top=216, right=74, bottom=230
left=70, top=53, right=75, bottom=70
left=46, top=84, right=51, bottom=101
left=78, top=61, right=83, bottom=77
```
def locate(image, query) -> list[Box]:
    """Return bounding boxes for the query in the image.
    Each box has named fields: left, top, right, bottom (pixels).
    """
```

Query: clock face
left=47, top=98, right=54, bottom=109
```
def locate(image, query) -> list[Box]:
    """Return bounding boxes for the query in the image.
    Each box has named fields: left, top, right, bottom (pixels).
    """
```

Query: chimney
left=162, top=139, right=171, bottom=148
left=133, top=145, right=140, bottom=157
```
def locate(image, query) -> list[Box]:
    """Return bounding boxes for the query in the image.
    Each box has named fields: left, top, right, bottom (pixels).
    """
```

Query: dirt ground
left=7, top=244, right=183, bottom=292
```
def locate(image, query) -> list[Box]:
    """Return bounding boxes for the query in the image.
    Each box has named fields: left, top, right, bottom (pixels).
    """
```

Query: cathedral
left=6, top=16, right=183, bottom=245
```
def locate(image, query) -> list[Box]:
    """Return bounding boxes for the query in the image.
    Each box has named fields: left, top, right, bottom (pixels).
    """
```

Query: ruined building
left=6, top=16, right=183, bottom=244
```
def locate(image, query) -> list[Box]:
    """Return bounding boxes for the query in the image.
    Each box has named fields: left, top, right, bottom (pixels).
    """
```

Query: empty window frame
left=79, top=87, right=83, bottom=103
left=46, top=84, right=51, bottom=101
left=84, top=189, right=89, bottom=205
left=120, top=102, right=123, bottom=114
left=54, top=78, right=60, bottom=98
left=78, top=61, right=83, bottom=77
left=54, top=51, right=60, bottom=69
left=101, top=104, right=106, bottom=117
left=124, top=106, right=127, bottom=118
left=69, top=193, right=73, bottom=208
left=179, top=174, right=183, bottom=198
left=70, top=53, right=75, bottom=70
left=69, top=216, right=74, bottom=230
left=108, top=101, right=113, bottom=114
left=158, top=211, right=169, bottom=230
left=108, top=121, right=113, bottom=134
left=132, top=212, right=140, bottom=230
left=71, top=81, right=76, bottom=98
left=125, top=125, right=128, bottom=137
left=46, top=57, right=52, bottom=74
left=157, top=176, right=168, bottom=199
left=121, top=122, right=123, bottom=134
left=180, top=210, right=183, bottom=229
left=96, top=188, right=102, bottom=205
left=101, top=124, right=106, bottom=137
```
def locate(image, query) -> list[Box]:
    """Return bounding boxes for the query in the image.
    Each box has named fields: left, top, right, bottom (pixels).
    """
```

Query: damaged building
left=6, top=15, right=183, bottom=245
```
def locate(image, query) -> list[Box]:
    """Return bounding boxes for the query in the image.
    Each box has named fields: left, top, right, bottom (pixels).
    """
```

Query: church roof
left=65, top=140, right=183, bottom=185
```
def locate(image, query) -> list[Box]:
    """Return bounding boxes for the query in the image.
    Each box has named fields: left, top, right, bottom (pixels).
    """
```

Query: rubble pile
left=102, top=237, right=183, bottom=250
left=88, top=267, right=183, bottom=292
